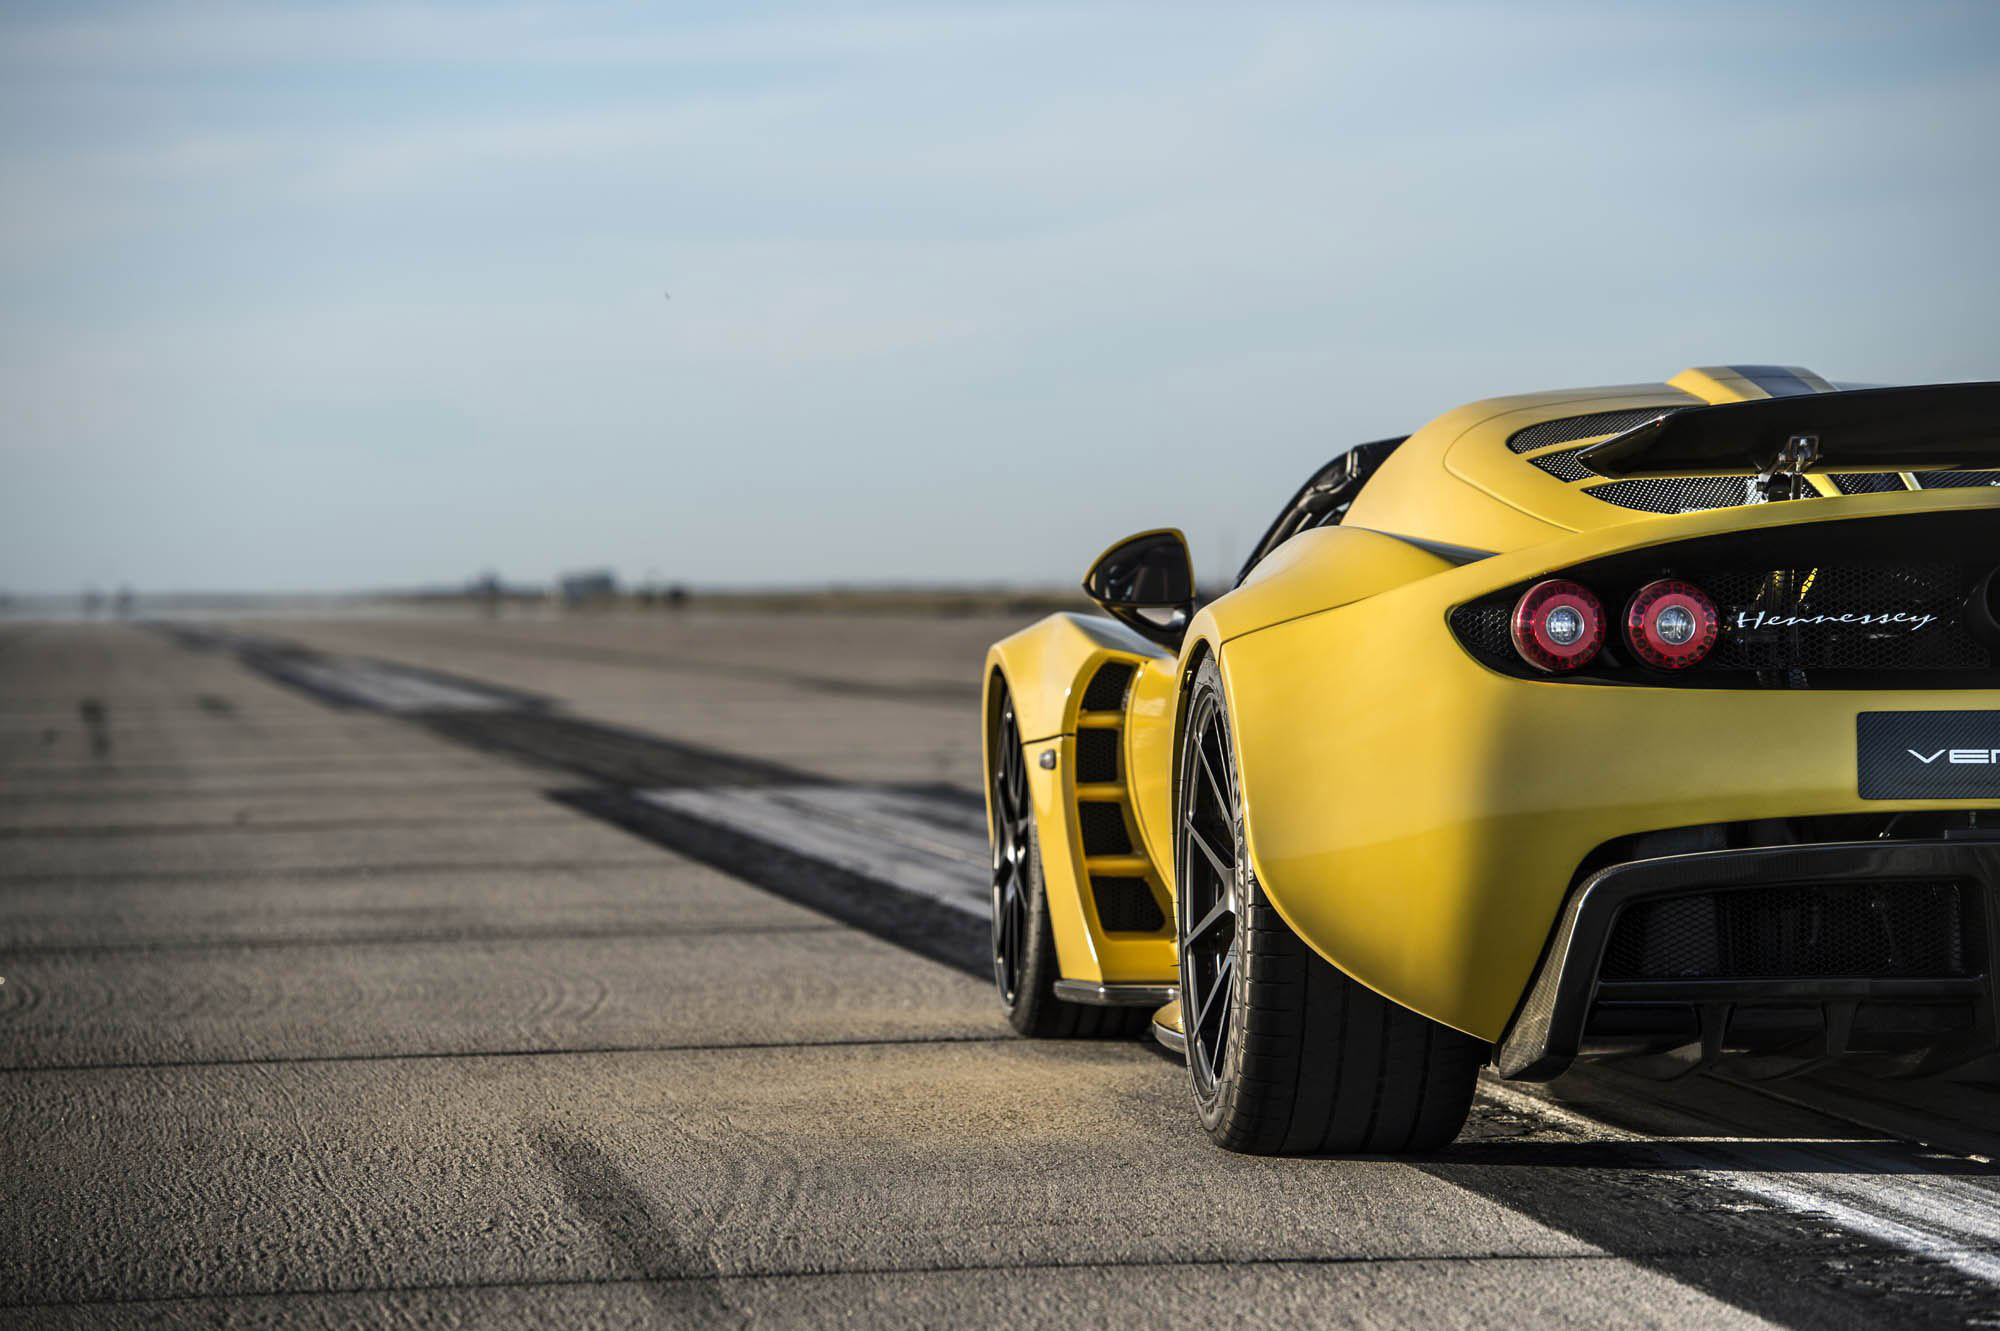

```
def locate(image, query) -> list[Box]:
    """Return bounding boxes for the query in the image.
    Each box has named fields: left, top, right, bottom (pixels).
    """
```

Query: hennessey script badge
left=1734, top=610, right=1938, bottom=632
left=1859, top=712, right=2000, bottom=798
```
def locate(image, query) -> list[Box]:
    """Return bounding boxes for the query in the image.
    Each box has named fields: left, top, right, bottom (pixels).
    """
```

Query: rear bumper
left=1494, top=839, right=2000, bottom=1080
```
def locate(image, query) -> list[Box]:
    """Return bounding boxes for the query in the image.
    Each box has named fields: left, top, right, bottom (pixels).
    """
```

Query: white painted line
left=1483, top=1080, right=2000, bottom=1286
left=638, top=784, right=989, bottom=918
left=277, top=657, right=519, bottom=713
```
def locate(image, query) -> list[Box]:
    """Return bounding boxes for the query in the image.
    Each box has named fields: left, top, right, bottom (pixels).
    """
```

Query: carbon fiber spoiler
left=1577, top=382, right=2000, bottom=479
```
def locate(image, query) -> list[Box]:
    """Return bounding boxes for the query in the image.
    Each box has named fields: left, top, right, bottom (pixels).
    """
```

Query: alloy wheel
left=990, top=696, right=1034, bottom=1005
left=1179, top=689, right=1245, bottom=1102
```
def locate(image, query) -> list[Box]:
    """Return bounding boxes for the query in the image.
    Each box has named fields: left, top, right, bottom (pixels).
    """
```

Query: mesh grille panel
left=1585, top=476, right=1759, bottom=514
left=1080, top=662, right=1134, bottom=712
left=1914, top=471, right=2000, bottom=489
left=1601, top=882, right=1968, bottom=980
left=1451, top=601, right=1515, bottom=665
left=1529, top=447, right=1599, bottom=482
left=1092, top=876, right=1166, bottom=932
left=1077, top=801, right=1131, bottom=855
left=1704, top=563, right=1988, bottom=672
left=1508, top=407, right=1682, bottom=454
left=1834, top=473, right=1909, bottom=495
left=1076, top=729, right=1119, bottom=783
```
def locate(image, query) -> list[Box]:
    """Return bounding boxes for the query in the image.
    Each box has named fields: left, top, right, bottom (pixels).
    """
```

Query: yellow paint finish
left=1023, top=730, right=1101, bottom=980
left=989, top=368, right=1994, bottom=1029
left=1213, top=488, right=2000, bottom=1041
left=987, top=613, right=1157, bottom=743
left=1124, top=654, right=1181, bottom=896
left=984, top=614, right=1177, bottom=985
left=1345, top=381, right=1684, bottom=551
left=1437, top=389, right=1701, bottom=536
left=1221, top=525, right=1461, bottom=633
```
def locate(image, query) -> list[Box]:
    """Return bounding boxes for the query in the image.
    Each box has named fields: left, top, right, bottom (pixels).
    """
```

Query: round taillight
left=1511, top=580, right=1605, bottom=672
left=1625, top=579, right=1720, bottom=669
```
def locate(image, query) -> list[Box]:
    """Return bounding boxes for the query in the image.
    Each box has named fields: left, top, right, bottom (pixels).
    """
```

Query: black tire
left=990, top=682, right=1147, bottom=1038
left=1176, top=656, right=1485, bottom=1154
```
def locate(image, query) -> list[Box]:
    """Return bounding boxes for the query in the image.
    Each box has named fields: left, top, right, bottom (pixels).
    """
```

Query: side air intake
left=1073, top=657, right=1168, bottom=936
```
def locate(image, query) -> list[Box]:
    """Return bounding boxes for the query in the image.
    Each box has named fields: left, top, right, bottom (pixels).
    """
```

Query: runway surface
left=7, top=611, right=2000, bottom=1328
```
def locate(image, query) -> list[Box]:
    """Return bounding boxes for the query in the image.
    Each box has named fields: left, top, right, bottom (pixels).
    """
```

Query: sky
left=3, top=1, right=1997, bottom=595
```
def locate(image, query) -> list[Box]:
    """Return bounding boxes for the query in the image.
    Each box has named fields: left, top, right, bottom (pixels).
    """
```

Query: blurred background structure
left=2, top=2, right=1997, bottom=605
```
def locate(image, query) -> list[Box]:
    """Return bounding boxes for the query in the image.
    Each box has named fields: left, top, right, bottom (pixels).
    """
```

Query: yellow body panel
left=1123, top=655, right=1180, bottom=884
left=1212, top=525, right=1461, bottom=641
left=1344, top=365, right=1840, bottom=550
left=1216, top=486, right=2000, bottom=1040
left=986, top=366, right=2000, bottom=1045
left=984, top=615, right=1177, bottom=984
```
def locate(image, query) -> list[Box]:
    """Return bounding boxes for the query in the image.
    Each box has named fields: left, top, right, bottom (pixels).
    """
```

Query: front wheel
left=989, top=684, right=1145, bottom=1038
left=1176, top=656, right=1485, bottom=1154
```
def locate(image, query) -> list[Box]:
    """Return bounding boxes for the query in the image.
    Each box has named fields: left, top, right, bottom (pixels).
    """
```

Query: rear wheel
left=1176, top=657, right=1485, bottom=1153
left=990, top=684, right=1145, bottom=1038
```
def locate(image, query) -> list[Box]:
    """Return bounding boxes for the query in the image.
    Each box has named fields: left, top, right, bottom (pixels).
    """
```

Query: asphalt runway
left=8, top=613, right=2000, bottom=1327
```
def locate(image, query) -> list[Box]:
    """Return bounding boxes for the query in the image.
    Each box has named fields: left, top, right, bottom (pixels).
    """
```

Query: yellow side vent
left=1075, top=660, right=1170, bottom=936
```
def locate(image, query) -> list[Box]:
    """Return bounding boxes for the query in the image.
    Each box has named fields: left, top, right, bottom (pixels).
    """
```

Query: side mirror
left=1082, top=528, right=1195, bottom=648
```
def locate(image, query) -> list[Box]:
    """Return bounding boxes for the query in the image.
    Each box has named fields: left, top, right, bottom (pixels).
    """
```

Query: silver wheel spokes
left=1180, top=697, right=1243, bottom=1098
left=991, top=698, right=1034, bottom=1005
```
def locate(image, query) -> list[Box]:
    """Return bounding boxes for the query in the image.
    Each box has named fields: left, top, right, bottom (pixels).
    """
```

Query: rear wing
left=1577, top=383, right=2000, bottom=479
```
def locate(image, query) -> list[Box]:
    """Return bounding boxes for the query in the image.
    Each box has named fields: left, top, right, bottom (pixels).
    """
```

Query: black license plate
left=1858, top=711, right=2000, bottom=799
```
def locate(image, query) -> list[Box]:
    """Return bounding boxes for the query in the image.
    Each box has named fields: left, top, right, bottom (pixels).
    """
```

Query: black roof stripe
left=1727, top=365, right=1822, bottom=398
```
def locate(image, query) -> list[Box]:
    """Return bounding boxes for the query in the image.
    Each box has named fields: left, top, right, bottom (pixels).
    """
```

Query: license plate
left=1858, top=711, right=2000, bottom=799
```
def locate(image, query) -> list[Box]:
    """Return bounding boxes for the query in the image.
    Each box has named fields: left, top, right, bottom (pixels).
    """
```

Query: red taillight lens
left=1511, top=580, right=1605, bottom=671
left=1624, top=579, right=1720, bottom=669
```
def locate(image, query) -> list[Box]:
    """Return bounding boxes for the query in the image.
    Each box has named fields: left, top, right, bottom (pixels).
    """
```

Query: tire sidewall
left=1001, top=816, right=1055, bottom=1032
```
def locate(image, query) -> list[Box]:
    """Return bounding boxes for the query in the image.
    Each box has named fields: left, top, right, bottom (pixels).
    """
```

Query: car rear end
left=1446, top=502, right=2000, bottom=1079
left=1220, top=487, right=2000, bottom=1076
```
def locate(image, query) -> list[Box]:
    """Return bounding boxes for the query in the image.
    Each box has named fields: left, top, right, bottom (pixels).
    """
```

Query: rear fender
left=1212, top=491, right=2000, bottom=1041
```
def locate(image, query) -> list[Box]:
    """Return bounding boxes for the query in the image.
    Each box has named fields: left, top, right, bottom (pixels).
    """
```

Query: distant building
left=559, top=570, right=618, bottom=607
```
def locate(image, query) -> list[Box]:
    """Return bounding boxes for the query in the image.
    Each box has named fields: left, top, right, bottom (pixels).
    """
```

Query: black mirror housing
left=1082, top=528, right=1195, bottom=648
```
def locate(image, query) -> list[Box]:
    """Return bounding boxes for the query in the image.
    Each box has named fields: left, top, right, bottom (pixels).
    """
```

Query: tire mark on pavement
left=1, top=922, right=842, bottom=957
left=322, top=617, right=980, bottom=705
left=0, top=1033, right=1015, bottom=1075
left=0, top=778, right=536, bottom=807
left=0, top=858, right=672, bottom=888
left=553, top=788, right=987, bottom=981
left=531, top=1128, right=733, bottom=1323
left=76, top=699, right=111, bottom=761
left=420, top=710, right=815, bottom=791
left=0, top=812, right=582, bottom=839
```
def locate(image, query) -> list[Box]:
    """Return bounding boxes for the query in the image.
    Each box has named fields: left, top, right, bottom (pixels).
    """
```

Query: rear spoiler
left=1577, top=382, right=2000, bottom=479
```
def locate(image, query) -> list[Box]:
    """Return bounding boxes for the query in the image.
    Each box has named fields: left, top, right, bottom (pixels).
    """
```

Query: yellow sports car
left=982, top=365, right=2000, bottom=1155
